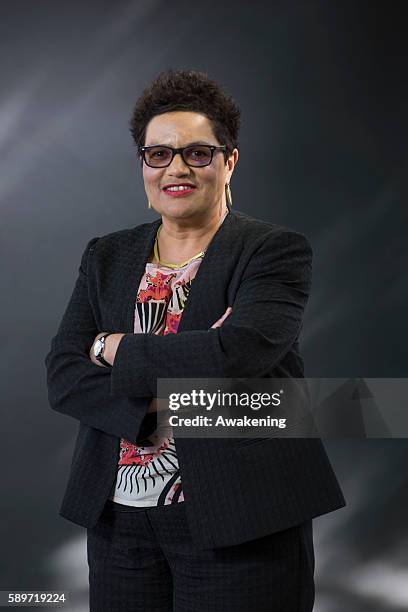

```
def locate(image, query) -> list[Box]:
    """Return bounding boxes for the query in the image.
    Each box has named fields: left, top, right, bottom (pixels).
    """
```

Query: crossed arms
left=44, top=230, right=312, bottom=444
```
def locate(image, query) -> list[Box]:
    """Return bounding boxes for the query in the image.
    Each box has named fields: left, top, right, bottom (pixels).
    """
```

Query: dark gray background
left=2, top=1, right=407, bottom=610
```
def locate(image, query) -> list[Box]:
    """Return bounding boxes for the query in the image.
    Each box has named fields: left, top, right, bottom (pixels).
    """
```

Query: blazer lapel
left=177, top=210, right=238, bottom=331
left=119, top=217, right=161, bottom=333
left=118, top=209, right=240, bottom=334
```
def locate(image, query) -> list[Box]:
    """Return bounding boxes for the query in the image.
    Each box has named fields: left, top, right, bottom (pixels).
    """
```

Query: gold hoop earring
left=225, top=183, right=232, bottom=207
left=148, top=200, right=152, bottom=209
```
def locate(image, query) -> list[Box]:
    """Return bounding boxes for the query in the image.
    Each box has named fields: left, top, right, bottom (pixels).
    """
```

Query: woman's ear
left=227, top=148, right=239, bottom=179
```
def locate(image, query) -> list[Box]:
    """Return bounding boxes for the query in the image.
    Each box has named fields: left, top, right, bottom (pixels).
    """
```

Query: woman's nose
left=167, top=152, right=191, bottom=173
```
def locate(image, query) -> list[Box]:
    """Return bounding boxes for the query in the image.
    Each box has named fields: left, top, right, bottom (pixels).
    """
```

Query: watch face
left=94, top=339, right=103, bottom=357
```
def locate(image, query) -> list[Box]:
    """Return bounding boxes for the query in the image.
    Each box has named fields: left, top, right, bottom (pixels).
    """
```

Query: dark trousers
left=87, top=499, right=315, bottom=611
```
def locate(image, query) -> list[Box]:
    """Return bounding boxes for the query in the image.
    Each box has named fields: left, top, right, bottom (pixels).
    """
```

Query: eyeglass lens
left=144, top=145, right=212, bottom=167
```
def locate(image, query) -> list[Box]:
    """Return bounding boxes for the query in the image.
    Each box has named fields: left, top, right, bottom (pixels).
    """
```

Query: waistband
left=105, top=499, right=149, bottom=513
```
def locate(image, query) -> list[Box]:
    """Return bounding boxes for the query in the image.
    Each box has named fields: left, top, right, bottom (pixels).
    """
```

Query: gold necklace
left=153, top=208, right=229, bottom=270
left=153, top=225, right=206, bottom=269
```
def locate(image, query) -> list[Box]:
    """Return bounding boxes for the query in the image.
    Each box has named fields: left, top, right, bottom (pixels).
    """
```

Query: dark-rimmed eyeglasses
left=139, top=144, right=228, bottom=168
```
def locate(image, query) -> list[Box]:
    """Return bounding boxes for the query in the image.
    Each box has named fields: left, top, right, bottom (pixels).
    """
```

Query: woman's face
left=142, top=111, right=238, bottom=221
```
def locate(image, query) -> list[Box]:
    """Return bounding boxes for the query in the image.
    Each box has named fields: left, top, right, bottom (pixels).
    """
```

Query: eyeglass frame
left=139, top=144, right=228, bottom=168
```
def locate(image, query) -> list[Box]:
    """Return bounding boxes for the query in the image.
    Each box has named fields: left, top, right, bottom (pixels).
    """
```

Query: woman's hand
left=210, top=306, right=232, bottom=328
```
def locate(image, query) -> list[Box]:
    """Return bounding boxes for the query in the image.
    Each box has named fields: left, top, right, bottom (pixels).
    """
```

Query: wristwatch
left=93, top=333, right=114, bottom=367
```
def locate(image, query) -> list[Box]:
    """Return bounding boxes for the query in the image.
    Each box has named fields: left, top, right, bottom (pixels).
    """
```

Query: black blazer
left=45, top=206, right=346, bottom=550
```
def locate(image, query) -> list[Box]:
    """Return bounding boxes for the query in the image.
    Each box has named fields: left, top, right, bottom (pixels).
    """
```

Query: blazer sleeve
left=110, top=229, right=313, bottom=398
left=44, top=237, right=150, bottom=445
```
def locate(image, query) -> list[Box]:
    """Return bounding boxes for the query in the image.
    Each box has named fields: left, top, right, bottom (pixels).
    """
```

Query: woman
left=45, top=69, right=346, bottom=611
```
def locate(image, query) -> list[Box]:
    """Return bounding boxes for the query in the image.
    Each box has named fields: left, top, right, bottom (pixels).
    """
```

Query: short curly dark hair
left=129, top=69, right=241, bottom=164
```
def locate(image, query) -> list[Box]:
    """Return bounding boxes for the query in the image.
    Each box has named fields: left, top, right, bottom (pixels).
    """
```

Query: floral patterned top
left=108, top=253, right=204, bottom=507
